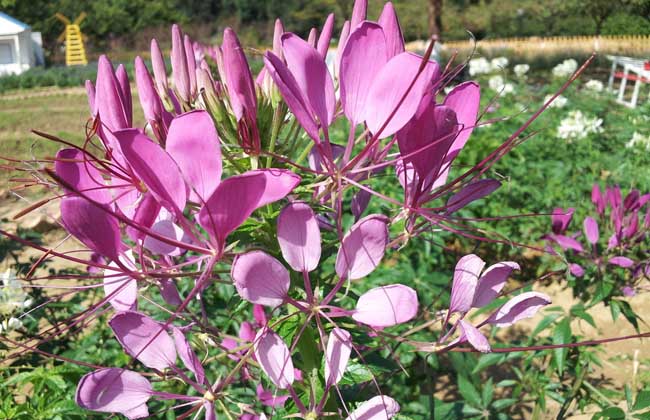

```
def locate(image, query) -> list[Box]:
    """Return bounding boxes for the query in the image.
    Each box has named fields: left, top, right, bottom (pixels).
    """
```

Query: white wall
left=0, top=30, right=33, bottom=75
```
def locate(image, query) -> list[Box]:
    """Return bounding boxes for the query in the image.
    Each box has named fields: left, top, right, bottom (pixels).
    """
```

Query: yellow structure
left=55, top=13, right=87, bottom=66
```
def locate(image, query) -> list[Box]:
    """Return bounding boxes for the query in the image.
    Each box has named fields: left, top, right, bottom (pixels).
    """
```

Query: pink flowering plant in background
left=5, top=0, right=650, bottom=418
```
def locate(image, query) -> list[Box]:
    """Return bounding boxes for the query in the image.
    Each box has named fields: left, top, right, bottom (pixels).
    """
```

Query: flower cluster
left=513, top=63, right=530, bottom=78
left=544, top=184, right=650, bottom=297
left=544, top=94, right=568, bottom=108
left=469, top=56, right=509, bottom=76
left=584, top=79, right=604, bottom=93
left=552, top=58, right=578, bottom=78
left=488, top=75, right=515, bottom=95
left=557, top=110, right=603, bottom=140
left=626, top=131, right=650, bottom=151
left=11, top=0, right=556, bottom=418
left=0, top=269, right=31, bottom=333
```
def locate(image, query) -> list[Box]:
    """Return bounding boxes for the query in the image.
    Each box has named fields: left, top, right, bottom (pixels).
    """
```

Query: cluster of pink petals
left=46, top=0, right=527, bottom=418
left=446, top=254, right=551, bottom=352
left=545, top=184, right=650, bottom=282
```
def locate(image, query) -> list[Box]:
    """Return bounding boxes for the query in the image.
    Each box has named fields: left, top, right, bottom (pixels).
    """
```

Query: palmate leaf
left=457, top=374, right=483, bottom=408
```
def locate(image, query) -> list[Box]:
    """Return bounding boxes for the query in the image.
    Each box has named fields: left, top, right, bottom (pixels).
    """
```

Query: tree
left=428, top=0, right=444, bottom=40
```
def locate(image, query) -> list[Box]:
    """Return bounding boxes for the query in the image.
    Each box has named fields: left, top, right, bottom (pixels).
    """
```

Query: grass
left=0, top=89, right=144, bottom=188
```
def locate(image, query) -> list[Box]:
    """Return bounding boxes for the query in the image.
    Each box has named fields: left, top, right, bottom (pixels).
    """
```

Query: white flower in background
left=469, top=57, right=491, bottom=76
left=490, top=56, right=509, bottom=70
left=584, top=79, right=604, bottom=92
left=0, top=317, right=22, bottom=333
left=552, top=59, right=578, bottom=78
left=543, top=94, right=568, bottom=108
left=513, top=64, right=530, bottom=78
left=557, top=110, right=603, bottom=141
left=0, top=269, right=29, bottom=315
left=488, top=75, right=514, bottom=95
left=626, top=132, right=650, bottom=151
left=443, top=85, right=456, bottom=95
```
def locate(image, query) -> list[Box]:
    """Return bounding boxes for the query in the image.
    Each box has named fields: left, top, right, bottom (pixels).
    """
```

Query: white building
left=0, top=12, right=44, bottom=76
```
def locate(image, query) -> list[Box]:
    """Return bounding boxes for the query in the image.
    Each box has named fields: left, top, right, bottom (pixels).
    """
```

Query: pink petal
left=61, top=197, right=123, bottom=262
left=335, top=214, right=389, bottom=280
left=449, top=254, right=485, bottom=314
left=551, top=207, right=575, bottom=235
left=114, top=129, right=187, bottom=214
left=350, top=0, right=367, bottom=30
left=264, top=51, right=321, bottom=142
left=592, top=184, right=605, bottom=214
left=115, top=64, right=133, bottom=126
left=85, top=79, right=96, bottom=116
left=378, top=2, right=405, bottom=58
left=458, top=320, right=491, bottom=353
left=253, top=328, right=294, bottom=389
left=159, top=278, right=183, bottom=306
left=256, top=384, right=289, bottom=408
left=446, top=179, right=501, bottom=214
left=75, top=368, right=152, bottom=419
left=396, top=100, right=458, bottom=183
left=55, top=149, right=111, bottom=204
left=277, top=202, right=321, bottom=272
left=335, top=21, right=351, bottom=78
left=583, top=216, right=599, bottom=245
left=125, top=194, right=160, bottom=242
left=183, top=34, right=197, bottom=97
left=569, top=263, right=585, bottom=277
left=171, top=326, right=205, bottom=384
left=345, top=395, right=400, bottom=420
left=166, top=110, right=222, bottom=202
left=109, top=311, right=177, bottom=370
left=103, top=251, right=138, bottom=312
left=609, top=256, right=635, bottom=268
left=150, top=38, right=168, bottom=94
left=143, top=218, right=185, bottom=256
left=340, top=22, right=388, bottom=125
left=365, top=52, right=439, bottom=139
left=307, top=28, right=318, bottom=48
left=171, top=24, right=191, bottom=103
left=231, top=251, right=290, bottom=307
left=325, top=328, right=352, bottom=386
left=353, top=284, right=418, bottom=327
left=198, top=169, right=300, bottom=247
left=222, top=28, right=257, bottom=122
left=472, top=261, right=520, bottom=308
left=443, top=81, right=480, bottom=163
left=317, top=13, right=335, bottom=58
left=134, top=56, right=163, bottom=126
left=96, top=55, right=130, bottom=133
left=281, top=33, right=336, bottom=129
left=273, top=19, right=284, bottom=58
left=488, top=292, right=551, bottom=327
left=550, top=234, right=584, bottom=252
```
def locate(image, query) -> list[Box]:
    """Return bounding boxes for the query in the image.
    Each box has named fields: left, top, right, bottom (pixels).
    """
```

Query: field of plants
left=1, top=2, right=650, bottom=419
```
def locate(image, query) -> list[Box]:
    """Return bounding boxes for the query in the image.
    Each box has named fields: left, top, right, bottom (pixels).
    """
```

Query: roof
left=0, top=12, right=30, bottom=36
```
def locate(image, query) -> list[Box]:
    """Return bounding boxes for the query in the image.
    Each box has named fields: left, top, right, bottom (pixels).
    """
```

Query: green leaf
left=610, top=300, right=621, bottom=321
left=472, top=353, right=505, bottom=374
left=571, top=306, right=596, bottom=328
left=599, top=407, right=625, bottom=419
left=618, top=300, right=641, bottom=332
left=634, top=390, right=650, bottom=411
left=338, top=361, right=374, bottom=386
left=492, top=398, right=518, bottom=410
left=482, top=378, right=494, bottom=406
left=553, top=318, right=571, bottom=375
left=457, top=375, right=483, bottom=408
left=531, top=313, right=562, bottom=337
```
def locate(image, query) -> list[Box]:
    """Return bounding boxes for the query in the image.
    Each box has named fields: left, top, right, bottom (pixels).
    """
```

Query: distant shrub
left=603, top=13, right=650, bottom=36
